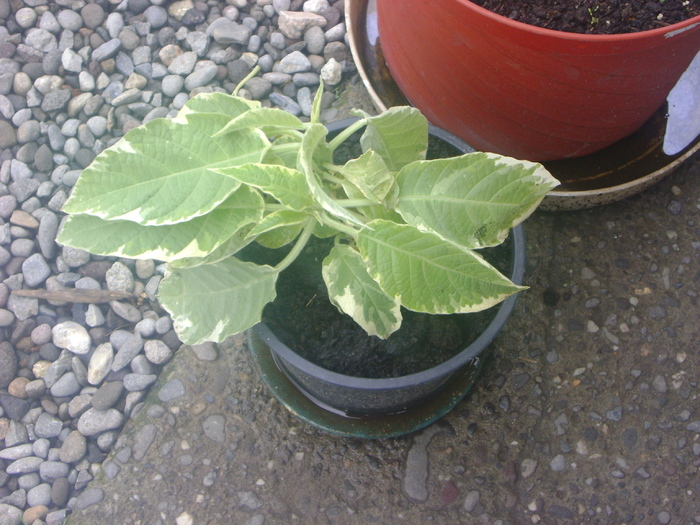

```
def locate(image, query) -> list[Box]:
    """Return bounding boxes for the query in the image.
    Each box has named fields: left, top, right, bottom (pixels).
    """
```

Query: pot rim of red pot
left=457, top=0, right=700, bottom=42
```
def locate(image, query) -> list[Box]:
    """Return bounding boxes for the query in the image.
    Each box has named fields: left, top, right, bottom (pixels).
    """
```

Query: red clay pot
left=376, top=0, right=700, bottom=161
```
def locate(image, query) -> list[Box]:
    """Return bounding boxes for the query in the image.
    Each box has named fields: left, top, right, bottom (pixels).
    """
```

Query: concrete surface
left=68, top=81, right=700, bottom=525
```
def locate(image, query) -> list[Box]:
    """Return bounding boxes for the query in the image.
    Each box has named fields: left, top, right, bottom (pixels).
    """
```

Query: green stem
left=273, top=217, right=316, bottom=272
left=319, top=215, right=360, bottom=237
left=321, top=172, right=344, bottom=185
left=233, top=65, right=261, bottom=96
left=328, top=119, right=368, bottom=152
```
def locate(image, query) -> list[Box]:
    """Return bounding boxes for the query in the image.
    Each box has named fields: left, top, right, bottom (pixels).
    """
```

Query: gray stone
left=91, top=381, right=124, bottom=410
left=27, top=482, right=51, bottom=507
left=0, top=444, right=34, bottom=461
left=144, top=339, right=172, bottom=364
left=0, top=504, right=22, bottom=525
left=245, top=77, right=272, bottom=100
left=51, top=478, right=70, bottom=507
left=106, top=261, right=135, bottom=292
left=278, top=11, right=326, bottom=40
left=280, top=50, right=312, bottom=74
left=81, top=3, right=105, bottom=29
left=190, top=341, right=218, bottom=361
left=59, top=430, right=86, bottom=464
left=77, top=408, right=124, bottom=436
left=158, top=379, right=185, bottom=402
left=34, top=412, right=62, bottom=439
left=88, top=342, right=113, bottom=385
left=304, top=25, right=326, bottom=55
left=110, top=301, right=142, bottom=323
left=184, top=65, right=219, bottom=90
left=463, top=490, right=480, bottom=512
left=74, top=488, right=104, bottom=510
left=168, top=51, right=198, bottom=75
left=37, top=211, right=58, bottom=259
left=212, top=21, right=252, bottom=45
left=320, top=57, right=342, bottom=86
left=162, top=74, right=184, bottom=97
left=270, top=92, right=301, bottom=115
left=6, top=456, right=43, bottom=475
left=39, top=461, right=69, bottom=482
left=22, top=253, right=51, bottom=287
left=144, top=5, right=168, bottom=28
left=0, top=341, right=18, bottom=389
left=203, top=414, right=226, bottom=443
left=123, top=373, right=157, bottom=392
left=57, top=10, right=83, bottom=31
left=238, top=491, right=262, bottom=511
left=41, top=89, right=71, bottom=113
left=61, top=48, right=82, bottom=73
left=50, top=372, right=80, bottom=397
left=111, top=333, right=144, bottom=372
left=52, top=321, right=91, bottom=354
left=132, top=424, right=157, bottom=461
left=91, top=39, right=121, bottom=62
left=550, top=454, right=567, bottom=472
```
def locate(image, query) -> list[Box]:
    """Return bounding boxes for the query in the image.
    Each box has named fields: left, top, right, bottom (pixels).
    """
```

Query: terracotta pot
left=376, top=0, right=700, bottom=161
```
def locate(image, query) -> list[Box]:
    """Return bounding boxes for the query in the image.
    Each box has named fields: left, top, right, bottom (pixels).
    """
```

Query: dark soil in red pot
left=469, top=0, right=700, bottom=34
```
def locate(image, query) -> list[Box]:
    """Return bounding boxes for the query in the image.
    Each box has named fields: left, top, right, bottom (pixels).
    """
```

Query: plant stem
left=233, top=65, right=261, bottom=96
left=273, top=217, right=316, bottom=272
left=327, top=119, right=368, bottom=152
left=319, top=215, right=360, bottom=237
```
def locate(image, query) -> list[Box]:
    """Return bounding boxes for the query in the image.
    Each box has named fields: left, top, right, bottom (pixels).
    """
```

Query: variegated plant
left=58, top=82, right=559, bottom=346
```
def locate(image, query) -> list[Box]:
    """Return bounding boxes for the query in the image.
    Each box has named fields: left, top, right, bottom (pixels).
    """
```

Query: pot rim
left=456, top=0, right=700, bottom=42
left=253, top=117, right=526, bottom=389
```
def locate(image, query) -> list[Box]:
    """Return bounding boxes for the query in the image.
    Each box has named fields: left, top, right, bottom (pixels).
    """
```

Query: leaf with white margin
left=247, top=210, right=308, bottom=238
left=57, top=186, right=264, bottom=261
left=177, top=91, right=259, bottom=119
left=357, top=219, right=525, bottom=314
left=323, top=244, right=402, bottom=339
left=217, top=164, right=314, bottom=211
left=396, top=152, right=559, bottom=249
left=214, top=107, right=306, bottom=136
left=352, top=107, right=428, bottom=171
left=255, top=224, right=304, bottom=249
left=167, top=225, right=255, bottom=269
left=63, top=116, right=270, bottom=226
left=337, top=150, right=397, bottom=204
left=298, top=123, right=366, bottom=228
left=159, top=258, right=278, bottom=345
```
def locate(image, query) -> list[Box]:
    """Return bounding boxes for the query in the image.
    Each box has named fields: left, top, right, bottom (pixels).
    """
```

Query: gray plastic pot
left=249, top=120, right=526, bottom=417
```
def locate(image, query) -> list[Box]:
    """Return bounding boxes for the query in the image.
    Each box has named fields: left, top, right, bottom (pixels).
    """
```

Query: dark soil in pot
left=253, top=235, right=512, bottom=379
left=469, top=0, right=700, bottom=34
left=241, top=127, right=512, bottom=379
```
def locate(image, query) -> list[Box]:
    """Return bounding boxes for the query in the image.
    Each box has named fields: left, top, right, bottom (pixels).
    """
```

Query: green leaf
left=337, top=150, right=396, bottom=204
left=217, top=164, right=314, bottom=211
left=310, top=79, right=324, bottom=123
left=159, top=258, right=278, bottom=344
left=341, top=176, right=401, bottom=222
left=298, top=124, right=366, bottom=228
left=247, top=210, right=308, bottom=238
left=167, top=226, right=255, bottom=269
left=63, top=117, right=270, bottom=226
left=323, top=244, right=402, bottom=338
left=214, top=107, right=306, bottom=137
left=268, top=135, right=300, bottom=168
left=352, top=107, right=428, bottom=170
left=177, top=92, right=259, bottom=119
left=357, top=219, right=525, bottom=315
left=255, top=225, right=304, bottom=249
left=57, top=186, right=264, bottom=261
left=396, top=152, right=559, bottom=249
